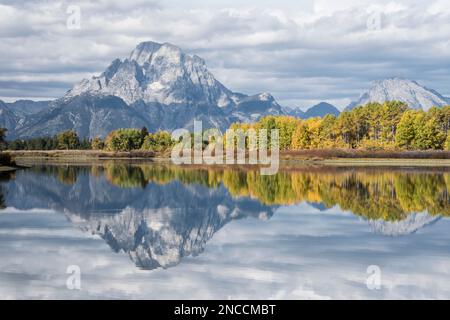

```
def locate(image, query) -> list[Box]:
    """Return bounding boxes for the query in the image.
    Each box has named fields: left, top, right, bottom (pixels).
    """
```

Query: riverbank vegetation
left=4, top=101, right=450, bottom=157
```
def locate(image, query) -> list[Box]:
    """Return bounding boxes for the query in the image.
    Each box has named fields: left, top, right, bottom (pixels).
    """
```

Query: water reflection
left=1, top=163, right=450, bottom=270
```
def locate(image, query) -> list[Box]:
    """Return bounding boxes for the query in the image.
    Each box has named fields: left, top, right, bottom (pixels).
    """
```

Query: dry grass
left=8, top=149, right=156, bottom=160
left=281, top=149, right=450, bottom=160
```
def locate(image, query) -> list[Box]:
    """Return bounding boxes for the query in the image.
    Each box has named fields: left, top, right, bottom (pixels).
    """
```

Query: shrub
left=57, top=130, right=80, bottom=150
left=104, top=128, right=145, bottom=151
left=91, top=137, right=105, bottom=150
left=141, top=131, right=174, bottom=152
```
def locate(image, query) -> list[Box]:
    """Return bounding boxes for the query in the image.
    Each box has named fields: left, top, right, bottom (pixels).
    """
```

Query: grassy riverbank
left=7, top=149, right=450, bottom=167
left=8, top=149, right=158, bottom=160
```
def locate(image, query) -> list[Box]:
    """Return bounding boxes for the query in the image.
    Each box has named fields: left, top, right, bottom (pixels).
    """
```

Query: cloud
left=0, top=0, right=449, bottom=108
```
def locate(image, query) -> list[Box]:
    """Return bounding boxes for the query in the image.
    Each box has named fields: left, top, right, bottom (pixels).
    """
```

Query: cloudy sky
left=0, top=0, right=449, bottom=109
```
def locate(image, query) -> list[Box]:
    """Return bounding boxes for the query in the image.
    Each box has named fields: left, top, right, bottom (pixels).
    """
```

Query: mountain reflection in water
left=1, top=163, right=450, bottom=271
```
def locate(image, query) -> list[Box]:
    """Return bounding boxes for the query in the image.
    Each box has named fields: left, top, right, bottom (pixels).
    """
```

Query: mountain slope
left=0, top=100, right=18, bottom=132
left=285, top=102, right=340, bottom=119
left=303, top=102, right=340, bottom=118
left=6, top=100, right=51, bottom=117
left=13, top=95, right=149, bottom=139
left=347, top=78, right=449, bottom=111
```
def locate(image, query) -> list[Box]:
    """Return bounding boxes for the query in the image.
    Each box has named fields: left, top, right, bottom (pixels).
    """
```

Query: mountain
left=8, top=41, right=284, bottom=139
left=285, top=108, right=304, bottom=119
left=67, top=41, right=243, bottom=107
left=6, top=100, right=50, bottom=117
left=303, top=102, right=340, bottom=118
left=285, top=102, right=340, bottom=119
left=231, top=92, right=283, bottom=122
left=346, top=78, right=449, bottom=111
left=0, top=100, right=18, bottom=132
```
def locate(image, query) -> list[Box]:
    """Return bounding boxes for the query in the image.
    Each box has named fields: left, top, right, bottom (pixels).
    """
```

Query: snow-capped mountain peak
left=67, top=41, right=236, bottom=107
left=347, top=78, right=448, bottom=111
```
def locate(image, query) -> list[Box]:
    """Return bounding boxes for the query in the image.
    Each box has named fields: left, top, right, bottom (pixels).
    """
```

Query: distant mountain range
left=346, top=78, right=450, bottom=111
left=1, top=41, right=449, bottom=139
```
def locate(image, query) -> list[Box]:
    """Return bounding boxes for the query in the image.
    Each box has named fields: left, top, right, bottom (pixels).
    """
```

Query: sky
left=0, top=0, right=449, bottom=109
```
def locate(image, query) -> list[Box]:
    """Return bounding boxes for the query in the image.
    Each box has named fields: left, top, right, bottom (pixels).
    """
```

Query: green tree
left=57, top=130, right=80, bottom=150
left=445, top=134, right=450, bottom=151
left=91, top=137, right=105, bottom=150
left=379, top=101, right=408, bottom=144
left=414, top=116, right=446, bottom=150
left=0, top=128, right=7, bottom=151
left=104, top=128, right=145, bottom=151
left=141, top=131, right=174, bottom=152
left=395, top=110, right=418, bottom=149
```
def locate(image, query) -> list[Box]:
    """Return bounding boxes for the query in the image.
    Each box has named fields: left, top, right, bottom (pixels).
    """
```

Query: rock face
left=346, top=78, right=449, bottom=111
left=0, top=101, right=18, bottom=132
left=7, top=41, right=285, bottom=139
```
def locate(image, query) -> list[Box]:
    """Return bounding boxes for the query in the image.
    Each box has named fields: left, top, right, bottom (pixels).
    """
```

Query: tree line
left=231, top=101, right=450, bottom=151
left=5, top=127, right=174, bottom=152
left=3, top=101, right=450, bottom=152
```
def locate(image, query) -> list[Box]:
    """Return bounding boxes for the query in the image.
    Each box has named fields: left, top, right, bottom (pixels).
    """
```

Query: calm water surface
left=1, top=162, right=450, bottom=299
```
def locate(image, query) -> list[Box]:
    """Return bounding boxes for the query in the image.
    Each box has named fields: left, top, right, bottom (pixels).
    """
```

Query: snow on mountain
left=67, top=41, right=241, bottom=107
left=231, top=92, right=283, bottom=122
left=346, top=78, right=449, bottom=111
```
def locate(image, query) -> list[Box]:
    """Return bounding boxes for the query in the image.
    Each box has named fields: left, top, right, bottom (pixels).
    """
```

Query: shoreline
left=8, top=149, right=450, bottom=167
left=0, top=166, right=18, bottom=172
